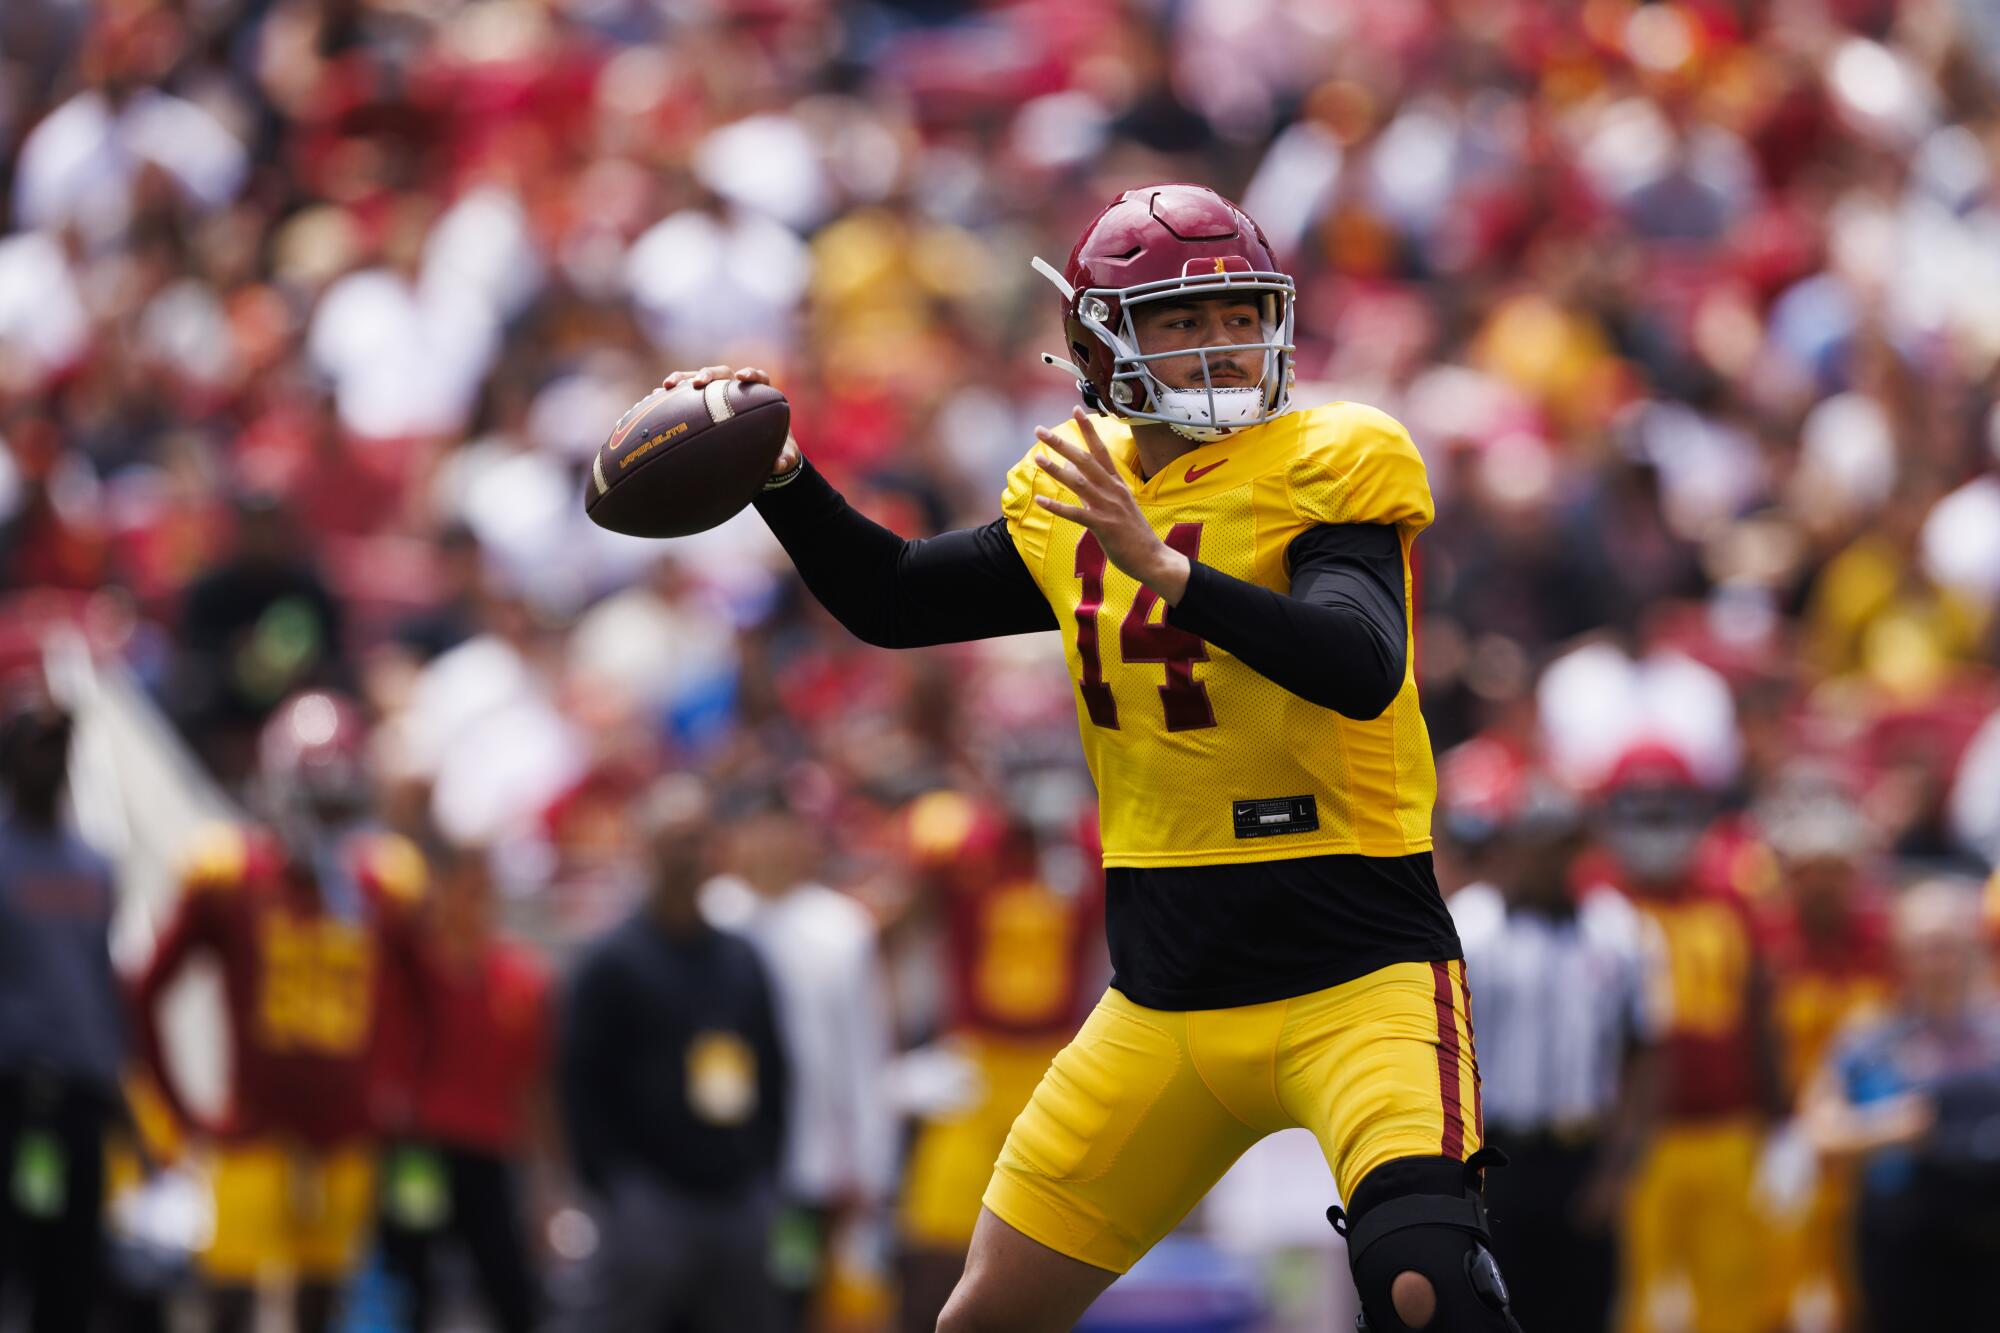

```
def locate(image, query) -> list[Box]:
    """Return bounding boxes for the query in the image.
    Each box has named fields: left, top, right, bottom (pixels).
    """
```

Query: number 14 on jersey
left=1072, top=525, right=1216, bottom=733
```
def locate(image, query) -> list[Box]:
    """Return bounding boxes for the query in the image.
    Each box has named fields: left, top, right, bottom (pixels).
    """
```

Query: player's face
left=1601, top=783, right=1707, bottom=888
left=1131, top=297, right=1265, bottom=391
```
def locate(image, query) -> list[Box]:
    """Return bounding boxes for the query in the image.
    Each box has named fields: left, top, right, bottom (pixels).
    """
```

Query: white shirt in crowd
left=702, top=876, right=896, bottom=1206
left=13, top=89, right=248, bottom=245
left=1452, top=882, right=1659, bottom=1135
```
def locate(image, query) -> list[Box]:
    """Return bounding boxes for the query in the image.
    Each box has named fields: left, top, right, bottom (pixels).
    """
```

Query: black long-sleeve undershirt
left=1165, top=525, right=1407, bottom=719
left=754, top=461, right=1408, bottom=719
left=753, top=462, right=1056, bottom=647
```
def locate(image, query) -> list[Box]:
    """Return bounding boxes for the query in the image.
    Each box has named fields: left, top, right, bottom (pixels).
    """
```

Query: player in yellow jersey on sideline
left=663, top=184, right=1518, bottom=1333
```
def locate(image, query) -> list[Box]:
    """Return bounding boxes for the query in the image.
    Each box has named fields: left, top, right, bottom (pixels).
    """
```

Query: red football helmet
left=258, top=690, right=370, bottom=832
left=1597, top=740, right=1710, bottom=887
left=1034, top=184, right=1295, bottom=442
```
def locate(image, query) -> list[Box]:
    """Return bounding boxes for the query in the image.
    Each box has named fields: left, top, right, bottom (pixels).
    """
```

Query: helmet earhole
left=1111, top=382, right=1134, bottom=406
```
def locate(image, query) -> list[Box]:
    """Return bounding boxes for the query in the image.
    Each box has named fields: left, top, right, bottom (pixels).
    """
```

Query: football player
left=894, top=789, right=1104, bottom=1332
left=133, top=692, right=426, bottom=1333
left=666, top=184, right=1515, bottom=1332
left=1589, top=744, right=1784, bottom=1333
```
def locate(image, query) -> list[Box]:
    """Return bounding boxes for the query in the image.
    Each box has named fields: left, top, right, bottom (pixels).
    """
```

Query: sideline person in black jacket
left=558, top=774, right=788, bottom=1333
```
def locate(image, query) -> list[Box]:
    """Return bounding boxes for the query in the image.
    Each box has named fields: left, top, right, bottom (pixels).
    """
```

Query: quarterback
left=668, top=184, right=1517, bottom=1332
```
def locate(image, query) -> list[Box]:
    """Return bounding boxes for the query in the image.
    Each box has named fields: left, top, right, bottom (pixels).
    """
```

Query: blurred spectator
left=1802, top=878, right=2000, bottom=1328
left=131, top=693, right=427, bottom=1333
left=0, top=691, right=122, bottom=1332
left=703, top=778, right=897, bottom=1330
left=627, top=193, right=810, bottom=356
left=395, top=588, right=586, bottom=848
left=376, top=842, right=551, bottom=1333
left=170, top=493, right=347, bottom=786
left=888, top=789, right=1103, bottom=1333
left=10, top=6, right=246, bottom=247
left=1589, top=744, right=1784, bottom=1333
left=390, top=521, right=487, bottom=664
left=305, top=209, right=502, bottom=443
left=1947, top=698, right=2000, bottom=865
left=558, top=774, right=788, bottom=1333
left=1451, top=775, right=1657, bottom=1333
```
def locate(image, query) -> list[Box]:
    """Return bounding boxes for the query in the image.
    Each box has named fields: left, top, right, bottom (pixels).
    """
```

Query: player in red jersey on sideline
left=374, top=842, right=550, bottom=1333
left=1590, top=744, right=1784, bottom=1333
left=133, top=692, right=426, bottom=1333
left=895, top=788, right=1104, bottom=1332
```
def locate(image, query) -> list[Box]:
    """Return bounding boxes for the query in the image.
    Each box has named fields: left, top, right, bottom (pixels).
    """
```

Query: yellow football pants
left=1621, top=1117, right=1781, bottom=1333
left=901, top=1035, right=1069, bottom=1250
left=200, top=1141, right=376, bottom=1284
left=985, top=960, right=1482, bottom=1273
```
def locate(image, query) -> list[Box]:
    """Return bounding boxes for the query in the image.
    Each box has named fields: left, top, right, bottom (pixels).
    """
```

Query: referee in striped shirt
left=1448, top=775, right=1660, bottom=1333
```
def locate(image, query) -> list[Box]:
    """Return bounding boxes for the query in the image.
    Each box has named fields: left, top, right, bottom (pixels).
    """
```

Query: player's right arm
left=664, top=366, right=1057, bottom=648
left=131, top=826, right=237, bottom=1135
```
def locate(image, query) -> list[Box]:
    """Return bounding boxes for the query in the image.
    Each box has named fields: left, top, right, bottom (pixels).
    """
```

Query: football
left=583, top=379, right=791, bottom=537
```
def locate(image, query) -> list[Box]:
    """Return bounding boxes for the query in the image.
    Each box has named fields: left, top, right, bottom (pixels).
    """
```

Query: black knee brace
left=1328, top=1149, right=1522, bottom=1333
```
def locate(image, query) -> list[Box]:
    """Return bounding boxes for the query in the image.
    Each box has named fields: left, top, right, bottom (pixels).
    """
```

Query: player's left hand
left=1035, top=408, right=1191, bottom=604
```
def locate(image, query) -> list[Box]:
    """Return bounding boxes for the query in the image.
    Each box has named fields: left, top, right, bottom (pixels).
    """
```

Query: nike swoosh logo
left=608, top=389, right=665, bottom=452
left=1184, top=458, right=1228, bottom=484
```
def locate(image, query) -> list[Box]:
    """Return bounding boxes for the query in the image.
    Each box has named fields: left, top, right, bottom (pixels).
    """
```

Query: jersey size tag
left=1232, top=795, right=1320, bottom=839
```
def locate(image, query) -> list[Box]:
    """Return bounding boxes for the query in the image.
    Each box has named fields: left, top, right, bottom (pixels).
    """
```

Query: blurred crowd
left=7, top=0, right=2000, bottom=1329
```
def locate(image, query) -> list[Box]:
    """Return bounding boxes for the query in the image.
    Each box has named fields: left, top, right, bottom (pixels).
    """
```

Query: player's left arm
left=1034, top=409, right=1409, bottom=719
left=1165, top=526, right=1406, bottom=718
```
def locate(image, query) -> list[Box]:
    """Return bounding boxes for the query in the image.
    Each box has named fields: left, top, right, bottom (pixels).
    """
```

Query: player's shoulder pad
left=1285, top=401, right=1434, bottom=532
left=1000, top=442, right=1045, bottom=527
left=1001, top=419, right=1081, bottom=526
left=358, top=832, right=428, bottom=907
left=1001, top=414, right=1133, bottom=526
left=180, top=822, right=252, bottom=894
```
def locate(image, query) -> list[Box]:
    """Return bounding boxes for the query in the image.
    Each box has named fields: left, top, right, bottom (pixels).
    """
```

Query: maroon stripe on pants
left=1431, top=960, right=1465, bottom=1158
left=1457, top=960, right=1484, bottom=1139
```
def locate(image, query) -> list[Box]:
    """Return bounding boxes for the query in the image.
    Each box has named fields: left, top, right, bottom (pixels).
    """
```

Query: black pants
left=1480, top=1129, right=1617, bottom=1333
left=1855, top=1186, right=2000, bottom=1331
left=0, top=1073, right=109, bottom=1333
left=572, top=1172, right=782, bottom=1333
left=378, top=1144, right=541, bottom=1333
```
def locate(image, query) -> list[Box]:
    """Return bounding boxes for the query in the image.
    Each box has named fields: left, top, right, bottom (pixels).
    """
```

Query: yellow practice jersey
left=1001, top=402, right=1437, bottom=869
